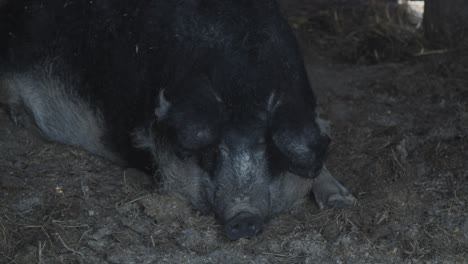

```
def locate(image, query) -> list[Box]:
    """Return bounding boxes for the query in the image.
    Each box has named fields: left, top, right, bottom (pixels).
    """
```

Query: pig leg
left=1, top=78, right=34, bottom=128
left=312, top=166, right=356, bottom=209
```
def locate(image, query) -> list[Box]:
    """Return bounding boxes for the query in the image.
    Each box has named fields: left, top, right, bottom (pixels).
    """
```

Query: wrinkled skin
left=0, top=0, right=355, bottom=240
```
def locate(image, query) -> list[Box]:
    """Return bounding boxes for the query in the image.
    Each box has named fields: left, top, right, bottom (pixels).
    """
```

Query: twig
left=38, top=241, right=46, bottom=264
left=55, top=233, right=83, bottom=257
left=116, top=193, right=150, bottom=208
left=151, top=235, right=156, bottom=248
left=77, top=229, right=91, bottom=244
left=413, top=48, right=450, bottom=56
left=260, top=252, right=297, bottom=258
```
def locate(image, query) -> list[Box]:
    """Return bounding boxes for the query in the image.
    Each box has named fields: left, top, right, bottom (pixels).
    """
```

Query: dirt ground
left=1, top=1, right=467, bottom=264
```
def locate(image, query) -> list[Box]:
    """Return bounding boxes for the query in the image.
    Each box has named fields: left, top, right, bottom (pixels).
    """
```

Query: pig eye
left=164, top=103, right=223, bottom=151
left=174, top=144, right=195, bottom=160
left=175, top=123, right=219, bottom=150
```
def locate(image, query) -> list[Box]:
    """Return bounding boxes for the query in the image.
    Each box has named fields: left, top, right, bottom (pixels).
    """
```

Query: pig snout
left=218, top=194, right=269, bottom=240
left=224, top=212, right=263, bottom=240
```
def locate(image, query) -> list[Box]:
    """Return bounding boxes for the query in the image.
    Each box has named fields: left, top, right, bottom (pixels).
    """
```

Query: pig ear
left=271, top=106, right=330, bottom=178
left=155, top=90, right=171, bottom=121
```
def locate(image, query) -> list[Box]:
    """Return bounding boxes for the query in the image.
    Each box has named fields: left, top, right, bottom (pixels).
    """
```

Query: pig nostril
left=224, top=212, right=263, bottom=240
left=231, top=223, right=241, bottom=232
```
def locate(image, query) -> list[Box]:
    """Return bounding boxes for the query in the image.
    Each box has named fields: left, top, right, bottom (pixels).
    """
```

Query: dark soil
left=1, top=1, right=467, bottom=263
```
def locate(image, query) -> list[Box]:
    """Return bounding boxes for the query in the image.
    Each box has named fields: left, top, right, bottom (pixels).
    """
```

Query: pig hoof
left=322, top=192, right=356, bottom=209
left=9, top=109, right=24, bottom=127
left=312, top=166, right=356, bottom=210
left=7, top=104, right=29, bottom=127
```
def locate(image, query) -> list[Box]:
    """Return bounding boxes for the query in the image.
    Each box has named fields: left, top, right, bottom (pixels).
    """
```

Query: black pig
left=0, top=0, right=355, bottom=240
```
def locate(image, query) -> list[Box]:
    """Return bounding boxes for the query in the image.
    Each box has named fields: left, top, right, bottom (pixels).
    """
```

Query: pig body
left=0, top=0, right=355, bottom=240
